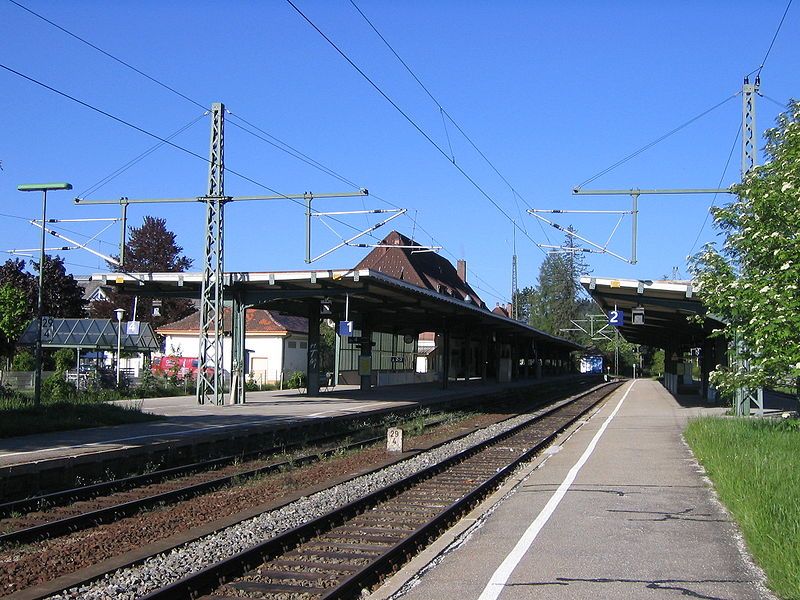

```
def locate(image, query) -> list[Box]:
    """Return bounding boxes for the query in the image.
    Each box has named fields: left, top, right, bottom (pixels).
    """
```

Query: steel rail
left=138, top=382, right=621, bottom=600
left=0, top=398, right=490, bottom=516
left=0, top=435, right=387, bottom=546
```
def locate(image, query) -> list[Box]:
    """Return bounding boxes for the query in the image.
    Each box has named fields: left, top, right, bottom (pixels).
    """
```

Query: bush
left=42, top=374, right=77, bottom=402
left=12, top=350, right=34, bottom=371
left=286, top=371, right=306, bottom=390
left=245, top=374, right=260, bottom=392
left=53, top=347, right=75, bottom=373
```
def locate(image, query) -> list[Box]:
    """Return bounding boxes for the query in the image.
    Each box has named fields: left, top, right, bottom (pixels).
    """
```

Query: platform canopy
left=89, top=269, right=583, bottom=354
left=18, top=318, right=160, bottom=351
left=580, top=276, right=724, bottom=351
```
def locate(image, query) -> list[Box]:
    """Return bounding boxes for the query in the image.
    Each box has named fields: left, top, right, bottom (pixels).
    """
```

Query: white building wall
left=283, top=336, right=308, bottom=376
left=159, top=332, right=308, bottom=384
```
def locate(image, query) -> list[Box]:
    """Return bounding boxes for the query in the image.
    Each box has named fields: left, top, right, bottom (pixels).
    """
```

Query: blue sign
left=608, top=309, right=623, bottom=326
left=338, top=320, right=354, bottom=337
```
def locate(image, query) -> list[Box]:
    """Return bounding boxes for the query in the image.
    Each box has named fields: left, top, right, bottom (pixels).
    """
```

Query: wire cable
left=347, top=0, right=547, bottom=245
left=575, top=93, right=739, bottom=189
left=0, top=63, right=385, bottom=243
left=7, top=0, right=208, bottom=111
left=686, top=126, right=740, bottom=258
left=287, top=0, right=547, bottom=259
left=226, top=114, right=362, bottom=190
left=79, top=113, right=207, bottom=198
left=751, top=0, right=793, bottom=77
left=760, top=93, right=788, bottom=110
left=7, top=0, right=369, bottom=197
left=5, top=4, right=511, bottom=301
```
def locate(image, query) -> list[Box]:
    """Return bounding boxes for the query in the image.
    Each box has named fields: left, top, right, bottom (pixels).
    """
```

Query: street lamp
left=114, top=308, right=125, bottom=387
left=17, top=182, right=73, bottom=405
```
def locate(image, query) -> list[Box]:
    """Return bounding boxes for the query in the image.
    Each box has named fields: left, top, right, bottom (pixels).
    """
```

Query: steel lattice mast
left=197, top=102, right=226, bottom=405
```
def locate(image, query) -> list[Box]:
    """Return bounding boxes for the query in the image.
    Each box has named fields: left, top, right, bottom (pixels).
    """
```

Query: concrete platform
left=371, top=379, right=774, bottom=600
left=0, top=376, right=587, bottom=471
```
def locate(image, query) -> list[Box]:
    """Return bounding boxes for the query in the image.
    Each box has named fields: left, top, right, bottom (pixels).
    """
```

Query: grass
left=0, top=391, right=163, bottom=438
left=685, top=417, right=800, bottom=599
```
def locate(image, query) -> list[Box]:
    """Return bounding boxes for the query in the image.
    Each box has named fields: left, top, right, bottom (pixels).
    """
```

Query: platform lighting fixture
left=17, top=182, right=73, bottom=406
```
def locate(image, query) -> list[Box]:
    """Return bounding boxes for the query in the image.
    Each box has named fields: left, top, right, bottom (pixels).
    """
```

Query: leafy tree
left=90, top=216, right=194, bottom=329
left=524, top=229, right=593, bottom=342
left=0, top=257, right=84, bottom=362
left=689, top=100, right=800, bottom=395
left=32, top=255, right=86, bottom=318
left=122, top=216, right=194, bottom=272
left=0, top=284, right=30, bottom=364
left=320, top=320, right=336, bottom=373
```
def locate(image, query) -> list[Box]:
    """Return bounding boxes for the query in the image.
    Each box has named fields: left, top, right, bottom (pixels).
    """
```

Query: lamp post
left=114, top=308, right=125, bottom=387
left=17, top=182, right=73, bottom=406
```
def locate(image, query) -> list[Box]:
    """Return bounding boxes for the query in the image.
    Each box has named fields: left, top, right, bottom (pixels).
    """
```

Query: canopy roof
left=580, top=276, right=724, bottom=350
left=19, top=318, right=160, bottom=351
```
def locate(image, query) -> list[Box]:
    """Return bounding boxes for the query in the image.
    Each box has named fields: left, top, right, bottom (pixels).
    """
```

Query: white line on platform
left=476, top=380, right=636, bottom=600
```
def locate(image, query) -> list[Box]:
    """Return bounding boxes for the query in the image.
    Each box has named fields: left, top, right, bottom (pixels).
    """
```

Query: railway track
left=1, top=379, right=599, bottom=548
left=131, top=381, right=622, bottom=600
left=0, top=434, right=383, bottom=545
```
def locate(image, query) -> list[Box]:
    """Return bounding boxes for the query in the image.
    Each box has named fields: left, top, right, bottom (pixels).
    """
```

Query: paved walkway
left=372, top=379, right=773, bottom=600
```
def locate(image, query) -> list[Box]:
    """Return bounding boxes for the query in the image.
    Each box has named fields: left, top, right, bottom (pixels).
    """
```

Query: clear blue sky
left=1, top=1, right=796, bottom=307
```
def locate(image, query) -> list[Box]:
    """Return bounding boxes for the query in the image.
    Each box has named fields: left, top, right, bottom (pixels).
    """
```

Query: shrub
left=53, top=348, right=75, bottom=373
left=286, top=371, right=306, bottom=390
left=12, top=350, right=34, bottom=372
left=42, top=374, right=76, bottom=402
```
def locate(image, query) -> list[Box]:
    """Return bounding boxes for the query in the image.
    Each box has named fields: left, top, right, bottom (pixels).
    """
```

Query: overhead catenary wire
left=79, top=113, right=208, bottom=198
left=574, top=93, right=739, bottom=189
left=7, top=0, right=208, bottom=112
left=6, top=3, right=512, bottom=304
left=748, top=0, right=793, bottom=78
left=287, top=0, right=548, bottom=259
left=760, top=94, right=789, bottom=110
left=347, top=0, right=546, bottom=244
left=686, top=126, right=740, bottom=259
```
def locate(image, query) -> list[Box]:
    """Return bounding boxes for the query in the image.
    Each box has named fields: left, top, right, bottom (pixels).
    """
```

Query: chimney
left=457, top=259, right=467, bottom=283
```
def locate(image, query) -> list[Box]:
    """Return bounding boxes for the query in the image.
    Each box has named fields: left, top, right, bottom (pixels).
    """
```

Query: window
left=299, top=341, right=307, bottom=349
left=288, top=341, right=297, bottom=348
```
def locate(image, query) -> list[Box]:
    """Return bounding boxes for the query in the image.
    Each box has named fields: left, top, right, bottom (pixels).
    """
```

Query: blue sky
left=1, top=1, right=796, bottom=307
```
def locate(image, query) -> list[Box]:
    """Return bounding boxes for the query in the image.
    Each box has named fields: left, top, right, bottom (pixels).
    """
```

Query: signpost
left=338, top=320, right=354, bottom=337
left=608, top=308, right=623, bottom=326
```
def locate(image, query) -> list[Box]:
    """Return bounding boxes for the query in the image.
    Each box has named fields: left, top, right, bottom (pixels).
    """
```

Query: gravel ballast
left=51, top=395, right=579, bottom=599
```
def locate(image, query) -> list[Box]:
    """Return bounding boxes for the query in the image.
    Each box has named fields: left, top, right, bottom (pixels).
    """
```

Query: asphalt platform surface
left=370, top=379, right=774, bottom=600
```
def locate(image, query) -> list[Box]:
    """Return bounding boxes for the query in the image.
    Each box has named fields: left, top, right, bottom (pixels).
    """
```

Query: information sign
left=608, top=309, right=623, bottom=326
left=338, top=320, right=354, bottom=336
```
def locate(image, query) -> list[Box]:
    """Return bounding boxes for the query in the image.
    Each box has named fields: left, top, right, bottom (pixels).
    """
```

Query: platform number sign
left=338, top=320, right=354, bottom=337
left=608, top=309, right=623, bottom=326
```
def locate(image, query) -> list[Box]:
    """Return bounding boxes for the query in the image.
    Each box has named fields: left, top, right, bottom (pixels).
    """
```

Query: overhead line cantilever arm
left=572, top=188, right=733, bottom=195
left=73, top=189, right=368, bottom=205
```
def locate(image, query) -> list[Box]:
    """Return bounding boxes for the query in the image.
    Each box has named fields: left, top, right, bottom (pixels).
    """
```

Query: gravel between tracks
left=50, top=397, right=575, bottom=600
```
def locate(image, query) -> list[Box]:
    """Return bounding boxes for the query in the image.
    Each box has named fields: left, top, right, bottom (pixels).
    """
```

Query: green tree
left=33, top=255, right=86, bottom=318
left=0, top=284, right=30, bottom=364
left=0, top=257, right=85, bottom=362
left=689, top=100, right=800, bottom=395
left=90, top=216, right=194, bottom=329
left=525, top=229, right=592, bottom=342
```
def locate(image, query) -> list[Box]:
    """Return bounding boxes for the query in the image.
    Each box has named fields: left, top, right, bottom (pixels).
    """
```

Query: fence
left=0, top=371, right=56, bottom=389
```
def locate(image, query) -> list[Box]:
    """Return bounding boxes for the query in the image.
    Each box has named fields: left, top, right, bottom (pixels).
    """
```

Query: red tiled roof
left=355, top=231, right=485, bottom=308
left=492, top=304, right=510, bottom=317
left=158, top=308, right=308, bottom=334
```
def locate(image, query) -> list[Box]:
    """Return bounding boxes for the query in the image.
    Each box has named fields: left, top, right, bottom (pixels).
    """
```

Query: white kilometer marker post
left=477, top=381, right=636, bottom=600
